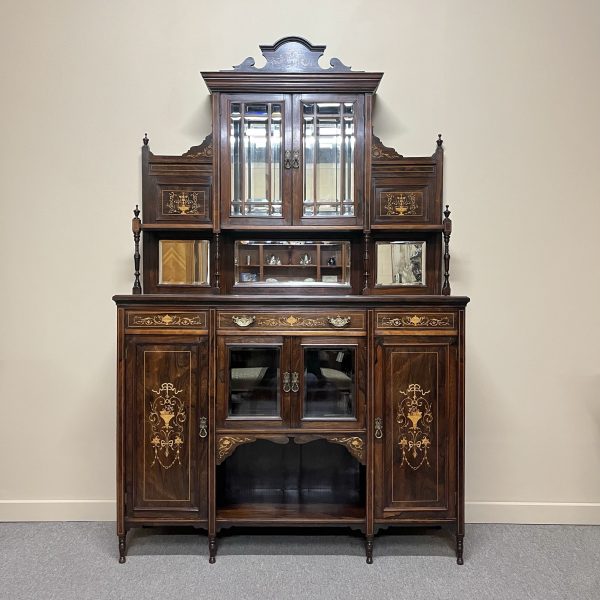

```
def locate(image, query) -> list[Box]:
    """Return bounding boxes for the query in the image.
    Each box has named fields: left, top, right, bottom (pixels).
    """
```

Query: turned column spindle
left=363, top=231, right=371, bottom=292
left=442, top=205, right=452, bottom=296
left=214, top=233, right=220, bottom=290
left=132, top=205, right=142, bottom=294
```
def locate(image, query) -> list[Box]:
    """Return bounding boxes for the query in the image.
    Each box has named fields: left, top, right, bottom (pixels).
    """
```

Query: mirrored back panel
left=159, top=240, right=210, bottom=285
left=234, top=240, right=351, bottom=287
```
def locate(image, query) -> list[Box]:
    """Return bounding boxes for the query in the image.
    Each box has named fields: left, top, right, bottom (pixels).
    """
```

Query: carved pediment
left=232, top=36, right=353, bottom=73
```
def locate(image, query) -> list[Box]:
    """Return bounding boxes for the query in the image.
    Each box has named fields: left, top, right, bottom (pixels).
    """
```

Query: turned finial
left=437, top=133, right=443, bottom=148
left=133, top=204, right=140, bottom=219
left=143, top=133, right=149, bottom=146
left=444, top=204, right=450, bottom=220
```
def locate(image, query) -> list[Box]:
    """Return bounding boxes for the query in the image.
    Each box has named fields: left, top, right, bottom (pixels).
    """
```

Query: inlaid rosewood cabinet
left=114, top=37, right=469, bottom=565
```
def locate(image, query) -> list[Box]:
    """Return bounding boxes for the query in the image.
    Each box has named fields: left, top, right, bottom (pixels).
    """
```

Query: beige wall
left=1, top=0, right=599, bottom=523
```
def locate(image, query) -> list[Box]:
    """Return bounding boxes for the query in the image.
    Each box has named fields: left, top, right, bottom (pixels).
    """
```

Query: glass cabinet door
left=293, top=337, right=365, bottom=429
left=217, top=336, right=290, bottom=429
left=221, top=94, right=292, bottom=226
left=221, top=93, right=364, bottom=228
left=293, top=94, right=364, bottom=226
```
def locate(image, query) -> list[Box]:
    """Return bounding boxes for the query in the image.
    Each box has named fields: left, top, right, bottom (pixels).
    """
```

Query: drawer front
left=126, top=311, right=208, bottom=332
left=218, top=310, right=366, bottom=333
left=375, top=311, right=457, bottom=333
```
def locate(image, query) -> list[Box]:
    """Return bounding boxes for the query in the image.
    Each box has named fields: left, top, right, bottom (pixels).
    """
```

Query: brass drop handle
left=328, top=315, right=351, bottom=328
left=291, top=150, right=300, bottom=169
left=199, top=416, right=208, bottom=439
left=232, top=315, right=255, bottom=328
left=284, top=150, right=292, bottom=169
left=282, top=372, right=291, bottom=393
left=291, top=372, right=300, bottom=393
left=374, top=417, right=383, bottom=439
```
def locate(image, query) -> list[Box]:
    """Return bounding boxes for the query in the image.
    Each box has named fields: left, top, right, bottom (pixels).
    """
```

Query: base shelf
left=217, top=503, right=365, bottom=523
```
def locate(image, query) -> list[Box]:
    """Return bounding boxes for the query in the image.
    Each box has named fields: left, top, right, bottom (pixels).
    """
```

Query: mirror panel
left=375, top=241, right=426, bottom=286
left=159, top=240, right=210, bottom=285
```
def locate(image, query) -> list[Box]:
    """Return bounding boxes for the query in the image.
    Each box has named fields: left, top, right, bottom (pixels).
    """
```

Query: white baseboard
left=0, top=500, right=116, bottom=522
left=1, top=500, right=600, bottom=524
left=466, top=501, right=600, bottom=525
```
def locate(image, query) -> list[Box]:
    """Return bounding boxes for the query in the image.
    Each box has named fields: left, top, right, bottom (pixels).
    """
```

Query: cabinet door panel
left=292, top=94, right=364, bottom=227
left=127, top=338, right=207, bottom=519
left=375, top=339, right=456, bottom=520
left=292, top=336, right=365, bottom=429
left=216, top=335, right=291, bottom=429
left=220, top=94, right=292, bottom=227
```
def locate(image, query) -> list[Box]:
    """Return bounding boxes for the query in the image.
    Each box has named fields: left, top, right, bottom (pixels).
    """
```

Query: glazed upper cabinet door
left=220, top=94, right=293, bottom=227
left=219, top=93, right=364, bottom=228
left=292, top=94, right=364, bottom=227
left=374, top=338, right=457, bottom=521
left=127, top=337, right=208, bottom=521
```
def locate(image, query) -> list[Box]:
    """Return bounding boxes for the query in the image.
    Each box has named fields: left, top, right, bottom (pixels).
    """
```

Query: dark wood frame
left=116, top=37, right=469, bottom=567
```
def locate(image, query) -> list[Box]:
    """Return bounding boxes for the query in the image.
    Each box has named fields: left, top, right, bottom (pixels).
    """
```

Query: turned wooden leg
left=456, top=533, right=464, bottom=565
left=365, top=535, right=374, bottom=564
left=118, top=533, right=127, bottom=564
left=208, top=535, right=217, bottom=564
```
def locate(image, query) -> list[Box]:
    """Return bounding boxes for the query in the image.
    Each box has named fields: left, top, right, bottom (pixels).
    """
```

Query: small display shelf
left=234, top=240, right=350, bottom=286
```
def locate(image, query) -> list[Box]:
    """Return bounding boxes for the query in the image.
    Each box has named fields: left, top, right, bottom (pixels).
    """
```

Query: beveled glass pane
left=317, top=103, right=342, bottom=115
left=230, top=102, right=283, bottom=217
left=245, top=116, right=267, bottom=202
left=303, top=116, right=314, bottom=207
left=303, top=348, right=355, bottom=419
left=228, top=347, right=280, bottom=417
left=159, top=240, right=210, bottom=285
left=302, top=102, right=355, bottom=217
left=375, top=241, right=426, bottom=286
left=271, top=115, right=281, bottom=205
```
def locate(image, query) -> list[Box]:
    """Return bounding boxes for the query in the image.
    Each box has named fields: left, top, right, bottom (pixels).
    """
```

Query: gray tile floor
left=0, top=522, right=598, bottom=600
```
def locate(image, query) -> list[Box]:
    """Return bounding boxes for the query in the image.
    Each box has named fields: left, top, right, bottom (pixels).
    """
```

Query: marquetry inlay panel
left=396, top=383, right=433, bottom=471
left=376, top=312, right=455, bottom=330
left=149, top=382, right=187, bottom=470
left=381, top=191, right=424, bottom=217
left=218, top=311, right=366, bottom=331
left=161, top=190, right=207, bottom=216
left=127, top=312, right=207, bottom=329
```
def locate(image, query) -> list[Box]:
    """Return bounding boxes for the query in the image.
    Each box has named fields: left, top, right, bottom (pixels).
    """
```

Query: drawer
left=125, top=310, right=208, bottom=332
left=218, top=310, right=366, bottom=333
left=375, top=311, right=457, bottom=333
